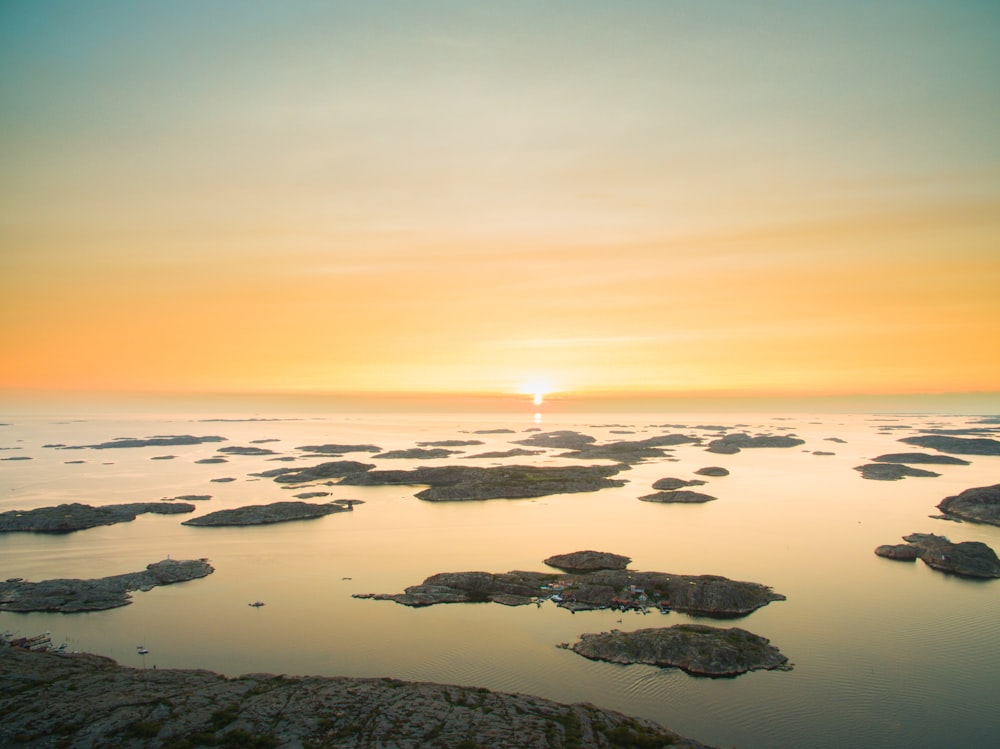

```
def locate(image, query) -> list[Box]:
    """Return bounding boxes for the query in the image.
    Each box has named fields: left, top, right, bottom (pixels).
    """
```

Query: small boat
left=248, top=601, right=266, bottom=608
left=137, top=647, right=149, bottom=655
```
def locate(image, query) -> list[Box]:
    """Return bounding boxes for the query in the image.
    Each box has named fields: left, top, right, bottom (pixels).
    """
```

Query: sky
left=2, top=1, right=999, bottom=408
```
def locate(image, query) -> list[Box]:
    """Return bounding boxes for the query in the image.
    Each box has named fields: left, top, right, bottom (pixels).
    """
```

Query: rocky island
left=898, top=435, right=1000, bottom=455
left=0, top=502, right=195, bottom=534
left=0, top=648, right=713, bottom=749
left=71, top=435, right=227, bottom=450
left=639, top=490, right=717, bottom=503
left=936, top=484, right=1000, bottom=526
left=181, top=501, right=354, bottom=527
left=561, top=624, right=791, bottom=676
left=0, top=559, right=214, bottom=612
left=338, top=464, right=629, bottom=501
left=872, top=452, right=971, bottom=465
left=543, top=550, right=631, bottom=572
left=555, top=435, right=699, bottom=463
left=875, top=533, right=1000, bottom=578
left=706, top=433, right=805, bottom=454
left=354, top=554, right=784, bottom=617
left=853, top=464, right=940, bottom=481
left=254, top=460, right=376, bottom=484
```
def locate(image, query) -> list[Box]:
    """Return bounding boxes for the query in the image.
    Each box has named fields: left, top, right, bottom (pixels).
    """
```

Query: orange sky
left=2, top=2, right=999, bottom=406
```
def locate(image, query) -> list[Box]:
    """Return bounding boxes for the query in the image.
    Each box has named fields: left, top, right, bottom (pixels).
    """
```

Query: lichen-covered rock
left=563, top=624, right=791, bottom=676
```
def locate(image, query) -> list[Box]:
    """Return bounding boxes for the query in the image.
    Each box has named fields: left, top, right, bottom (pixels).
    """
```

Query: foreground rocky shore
left=0, top=648, right=713, bottom=749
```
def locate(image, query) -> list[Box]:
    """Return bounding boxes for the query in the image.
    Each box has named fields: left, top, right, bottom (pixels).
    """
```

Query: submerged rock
left=936, top=484, right=1000, bottom=526
left=562, top=624, right=790, bottom=676
left=544, top=550, right=631, bottom=572
left=0, top=502, right=195, bottom=534
left=854, top=464, right=940, bottom=481
left=0, top=559, right=213, bottom=612
left=354, top=563, right=784, bottom=617
left=0, top=648, right=713, bottom=749
left=898, top=435, right=1000, bottom=455
left=339, top=464, right=628, bottom=501
left=875, top=533, right=1000, bottom=578
left=182, top=501, right=352, bottom=527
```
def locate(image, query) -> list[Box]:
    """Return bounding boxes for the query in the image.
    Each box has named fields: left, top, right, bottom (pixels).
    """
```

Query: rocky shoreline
left=0, top=648, right=713, bottom=748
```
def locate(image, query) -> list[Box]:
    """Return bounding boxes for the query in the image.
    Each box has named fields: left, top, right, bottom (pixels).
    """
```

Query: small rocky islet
left=853, top=463, right=941, bottom=481
left=0, top=559, right=214, bottom=612
left=0, top=648, right=713, bottom=749
left=561, top=624, right=791, bottom=677
left=354, top=552, right=785, bottom=617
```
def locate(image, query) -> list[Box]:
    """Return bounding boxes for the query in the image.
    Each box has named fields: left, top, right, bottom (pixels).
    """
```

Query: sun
left=517, top=379, right=556, bottom=406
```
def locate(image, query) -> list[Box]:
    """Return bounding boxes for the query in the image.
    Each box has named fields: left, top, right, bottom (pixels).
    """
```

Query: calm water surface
left=1, top=411, right=998, bottom=748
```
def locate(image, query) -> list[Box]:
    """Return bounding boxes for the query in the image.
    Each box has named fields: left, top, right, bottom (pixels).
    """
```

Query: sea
left=1, top=408, right=998, bottom=748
